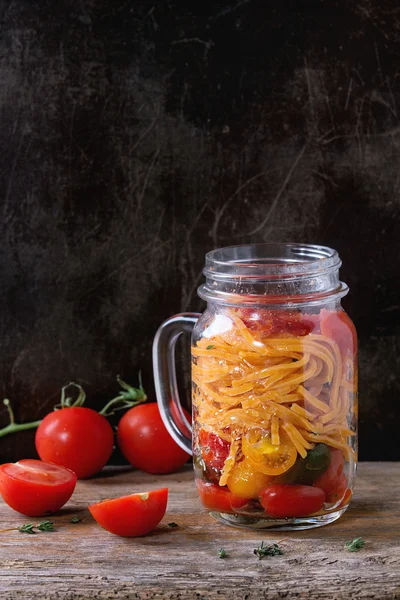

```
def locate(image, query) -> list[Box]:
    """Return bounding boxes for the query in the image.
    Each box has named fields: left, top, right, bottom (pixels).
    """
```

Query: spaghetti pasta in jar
left=153, top=244, right=358, bottom=530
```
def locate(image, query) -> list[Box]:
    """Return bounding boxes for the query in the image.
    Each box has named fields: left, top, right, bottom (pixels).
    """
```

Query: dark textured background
left=0, top=1, right=399, bottom=462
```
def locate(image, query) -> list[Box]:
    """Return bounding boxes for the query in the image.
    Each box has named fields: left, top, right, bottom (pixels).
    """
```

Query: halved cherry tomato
left=320, top=309, right=357, bottom=357
left=196, top=479, right=247, bottom=513
left=89, top=488, right=168, bottom=537
left=314, top=448, right=346, bottom=503
left=198, top=430, right=230, bottom=472
left=227, top=459, right=272, bottom=499
left=242, top=430, right=297, bottom=476
left=0, top=459, right=77, bottom=516
left=35, top=407, right=114, bottom=479
left=260, top=484, right=325, bottom=517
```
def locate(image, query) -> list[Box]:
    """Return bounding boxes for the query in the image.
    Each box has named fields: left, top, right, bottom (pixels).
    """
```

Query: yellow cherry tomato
left=227, top=459, right=272, bottom=499
left=242, top=429, right=297, bottom=476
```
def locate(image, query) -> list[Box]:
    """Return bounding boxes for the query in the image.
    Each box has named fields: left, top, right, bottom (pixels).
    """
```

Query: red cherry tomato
left=198, top=430, right=230, bottom=472
left=170, top=400, right=192, bottom=438
left=320, top=309, right=357, bottom=356
left=325, top=472, right=348, bottom=504
left=0, top=459, right=77, bottom=516
left=89, top=488, right=168, bottom=537
left=196, top=479, right=247, bottom=513
left=260, top=484, right=326, bottom=517
left=117, top=403, right=190, bottom=474
left=35, top=407, right=114, bottom=479
left=314, top=448, right=346, bottom=502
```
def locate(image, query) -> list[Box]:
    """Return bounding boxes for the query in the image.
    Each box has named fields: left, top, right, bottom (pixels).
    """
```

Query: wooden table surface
left=0, top=462, right=399, bottom=600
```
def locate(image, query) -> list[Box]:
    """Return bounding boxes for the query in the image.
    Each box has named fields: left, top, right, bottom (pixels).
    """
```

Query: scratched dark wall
left=0, top=0, right=399, bottom=462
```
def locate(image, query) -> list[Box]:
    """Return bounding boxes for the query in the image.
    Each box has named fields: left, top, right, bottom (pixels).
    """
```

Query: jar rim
left=203, top=243, right=341, bottom=280
left=199, top=243, right=348, bottom=306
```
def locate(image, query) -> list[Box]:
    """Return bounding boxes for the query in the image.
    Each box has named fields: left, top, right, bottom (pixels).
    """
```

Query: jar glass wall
left=191, top=244, right=357, bottom=530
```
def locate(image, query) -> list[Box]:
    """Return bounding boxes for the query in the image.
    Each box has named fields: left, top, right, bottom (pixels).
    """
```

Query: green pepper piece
left=277, top=444, right=331, bottom=485
left=305, top=443, right=331, bottom=472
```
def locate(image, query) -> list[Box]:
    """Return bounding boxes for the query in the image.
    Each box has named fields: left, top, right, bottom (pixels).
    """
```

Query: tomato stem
left=99, top=375, right=147, bottom=416
left=0, top=399, right=42, bottom=439
left=0, top=375, right=146, bottom=440
left=54, top=383, right=86, bottom=410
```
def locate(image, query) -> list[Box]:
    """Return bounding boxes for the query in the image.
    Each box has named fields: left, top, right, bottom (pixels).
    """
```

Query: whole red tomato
left=117, top=403, right=190, bottom=474
left=35, top=407, right=114, bottom=479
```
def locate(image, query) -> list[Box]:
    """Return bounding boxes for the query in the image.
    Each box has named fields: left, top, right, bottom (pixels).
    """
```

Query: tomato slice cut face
left=242, top=430, right=297, bottom=476
left=0, top=459, right=77, bottom=516
left=89, top=488, right=168, bottom=537
left=198, top=430, right=230, bottom=472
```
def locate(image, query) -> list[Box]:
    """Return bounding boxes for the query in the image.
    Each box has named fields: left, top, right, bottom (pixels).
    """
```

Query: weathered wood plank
left=0, top=463, right=399, bottom=599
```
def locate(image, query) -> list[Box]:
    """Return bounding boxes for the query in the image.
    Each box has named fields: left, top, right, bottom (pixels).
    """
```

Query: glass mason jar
left=153, top=244, right=358, bottom=530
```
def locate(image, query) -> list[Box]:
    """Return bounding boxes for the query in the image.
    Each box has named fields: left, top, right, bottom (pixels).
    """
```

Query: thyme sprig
left=345, top=537, right=366, bottom=552
left=254, top=541, right=284, bottom=560
left=17, top=521, right=54, bottom=534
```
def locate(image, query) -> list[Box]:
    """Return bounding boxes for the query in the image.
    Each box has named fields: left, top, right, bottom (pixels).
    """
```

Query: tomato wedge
left=0, top=459, right=77, bottom=516
left=261, top=484, right=325, bottom=517
left=89, top=488, right=168, bottom=537
left=242, top=430, right=297, bottom=476
left=196, top=479, right=247, bottom=512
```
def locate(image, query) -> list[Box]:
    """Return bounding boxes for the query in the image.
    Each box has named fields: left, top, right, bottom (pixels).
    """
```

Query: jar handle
left=152, top=313, right=200, bottom=455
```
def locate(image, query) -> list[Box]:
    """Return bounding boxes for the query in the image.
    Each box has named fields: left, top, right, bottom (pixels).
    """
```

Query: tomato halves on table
left=0, top=459, right=77, bottom=517
left=88, top=488, right=168, bottom=537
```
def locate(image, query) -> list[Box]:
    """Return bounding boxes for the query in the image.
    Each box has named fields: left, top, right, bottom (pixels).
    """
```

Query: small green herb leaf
left=254, top=541, right=283, bottom=560
left=18, top=523, right=36, bottom=534
left=218, top=548, right=227, bottom=559
left=345, top=537, right=366, bottom=552
left=206, top=345, right=215, bottom=350
left=167, top=522, right=178, bottom=528
left=70, top=516, right=82, bottom=524
left=36, top=520, right=54, bottom=532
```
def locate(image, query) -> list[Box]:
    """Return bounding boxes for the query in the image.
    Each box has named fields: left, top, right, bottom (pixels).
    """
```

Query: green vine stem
left=0, top=375, right=146, bottom=440
left=0, top=399, right=42, bottom=439
left=53, top=382, right=86, bottom=411
left=98, top=375, right=147, bottom=416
